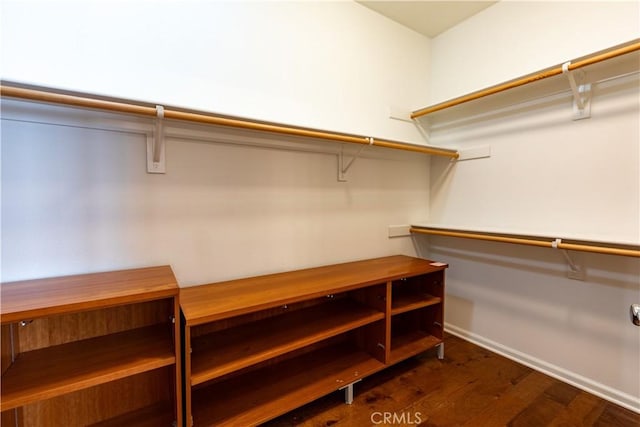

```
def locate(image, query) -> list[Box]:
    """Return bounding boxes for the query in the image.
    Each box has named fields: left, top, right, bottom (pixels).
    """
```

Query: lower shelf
left=391, top=293, right=442, bottom=315
left=192, top=342, right=385, bottom=426
left=1, top=325, right=175, bottom=411
left=5, top=366, right=175, bottom=427
left=389, top=331, right=442, bottom=365
left=191, top=299, right=384, bottom=385
left=89, top=402, right=174, bottom=427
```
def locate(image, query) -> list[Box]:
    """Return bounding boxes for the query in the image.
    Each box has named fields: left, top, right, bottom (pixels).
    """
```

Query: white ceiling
left=356, top=1, right=497, bottom=38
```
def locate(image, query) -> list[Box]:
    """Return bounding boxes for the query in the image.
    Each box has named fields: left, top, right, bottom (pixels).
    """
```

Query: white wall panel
left=428, top=74, right=639, bottom=243
left=0, top=0, right=430, bottom=144
left=429, top=1, right=640, bottom=104
left=429, top=237, right=640, bottom=411
left=1, top=102, right=428, bottom=285
left=424, top=0, right=640, bottom=411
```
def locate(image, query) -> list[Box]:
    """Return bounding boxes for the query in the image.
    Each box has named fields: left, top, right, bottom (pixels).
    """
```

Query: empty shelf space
left=391, top=292, right=441, bottom=315
left=192, top=342, right=385, bottom=427
left=1, top=325, right=175, bottom=410
left=389, top=331, right=441, bottom=365
left=89, top=402, right=175, bottom=427
left=191, top=299, right=384, bottom=385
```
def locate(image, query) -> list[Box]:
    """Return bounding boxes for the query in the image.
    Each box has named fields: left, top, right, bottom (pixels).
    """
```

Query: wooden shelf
left=192, top=342, right=385, bottom=427
left=181, top=255, right=444, bottom=325
left=391, top=293, right=441, bottom=316
left=389, top=331, right=441, bottom=365
left=1, top=325, right=175, bottom=411
left=1, top=266, right=178, bottom=324
left=89, top=402, right=175, bottom=427
left=191, top=299, right=384, bottom=385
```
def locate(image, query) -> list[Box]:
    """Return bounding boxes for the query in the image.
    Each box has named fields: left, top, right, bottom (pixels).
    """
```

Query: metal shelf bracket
left=562, top=62, right=592, bottom=120
left=147, top=105, right=166, bottom=174
left=338, top=138, right=373, bottom=182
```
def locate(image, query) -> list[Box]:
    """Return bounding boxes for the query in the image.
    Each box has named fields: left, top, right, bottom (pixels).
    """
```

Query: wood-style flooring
left=265, top=334, right=639, bottom=427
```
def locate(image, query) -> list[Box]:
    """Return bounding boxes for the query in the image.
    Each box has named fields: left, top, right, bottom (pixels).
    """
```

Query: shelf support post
left=147, top=105, right=166, bottom=174
left=339, top=379, right=361, bottom=404
left=437, top=342, right=444, bottom=360
left=562, top=62, right=592, bottom=120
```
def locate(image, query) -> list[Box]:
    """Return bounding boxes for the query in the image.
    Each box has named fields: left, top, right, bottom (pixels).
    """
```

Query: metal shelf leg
left=339, top=379, right=362, bottom=405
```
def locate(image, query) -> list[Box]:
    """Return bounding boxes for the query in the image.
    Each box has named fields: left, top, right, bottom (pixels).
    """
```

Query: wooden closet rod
left=411, top=39, right=640, bottom=119
left=410, top=227, right=640, bottom=258
left=0, top=84, right=459, bottom=159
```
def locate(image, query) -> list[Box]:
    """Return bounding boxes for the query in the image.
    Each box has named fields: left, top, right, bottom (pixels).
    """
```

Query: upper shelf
left=180, top=255, right=446, bottom=326
left=411, top=224, right=640, bottom=258
left=0, top=266, right=178, bottom=323
left=411, top=39, right=640, bottom=126
left=0, top=82, right=458, bottom=160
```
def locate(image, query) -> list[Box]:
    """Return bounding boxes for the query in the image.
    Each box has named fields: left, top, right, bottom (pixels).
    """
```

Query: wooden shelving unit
left=181, top=255, right=447, bottom=426
left=390, top=270, right=445, bottom=364
left=191, top=299, right=384, bottom=385
left=192, top=342, right=384, bottom=427
left=1, top=266, right=182, bottom=427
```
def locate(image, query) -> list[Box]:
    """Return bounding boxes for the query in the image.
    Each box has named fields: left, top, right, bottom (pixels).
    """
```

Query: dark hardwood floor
left=265, top=334, right=639, bottom=427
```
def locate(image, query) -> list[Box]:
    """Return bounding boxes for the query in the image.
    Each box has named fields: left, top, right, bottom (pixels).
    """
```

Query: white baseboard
left=444, top=323, right=640, bottom=414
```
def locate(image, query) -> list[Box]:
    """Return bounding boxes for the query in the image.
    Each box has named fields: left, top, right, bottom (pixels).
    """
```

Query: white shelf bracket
left=147, top=105, right=166, bottom=174
left=562, top=62, right=592, bottom=120
left=338, top=138, right=373, bottom=182
left=552, top=238, right=585, bottom=280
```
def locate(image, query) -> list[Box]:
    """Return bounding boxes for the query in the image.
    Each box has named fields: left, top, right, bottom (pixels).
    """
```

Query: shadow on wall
left=427, top=73, right=639, bottom=140
left=444, top=294, right=475, bottom=332
left=421, top=235, right=640, bottom=290
left=412, top=234, right=640, bottom=403
left=418, top=233, right=640, bottom=346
